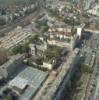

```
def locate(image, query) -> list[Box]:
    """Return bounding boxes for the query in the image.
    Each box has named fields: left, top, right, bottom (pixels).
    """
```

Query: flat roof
left=9, top=77, right=28, bottom=90
left=83, top=48, right=92, bottom=66
left=18, top=67, right=48, bottom=87
left=84, top=52, right=92, bottom=66
left=1, top=54, right=23, bottom=69
left=9, top=66, right=48, bottom=100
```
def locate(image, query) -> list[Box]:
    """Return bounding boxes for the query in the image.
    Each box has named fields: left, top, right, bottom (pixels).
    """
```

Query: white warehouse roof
left=9, top=77, right=28, bottom=90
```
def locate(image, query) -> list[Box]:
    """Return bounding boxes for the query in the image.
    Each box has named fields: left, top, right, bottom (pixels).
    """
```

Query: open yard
left=44, top=45, right=62, bottom=62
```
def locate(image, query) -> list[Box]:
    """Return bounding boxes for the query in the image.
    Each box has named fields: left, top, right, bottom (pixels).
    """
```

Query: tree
left=6, top=95, right=13, bottom=100
left=12, top=44, right=22, bottom=54
left=22, top=43, right=29, bottom=53
left=80, top=64, right=93, bottom=74
left=0, top=49, right=8, bottom=65
left=30, top=34, right=43, bottom=45
left=36, top=19, right=47, bottom=28
left=0, top=18, right=6, bottom=25
left=65, top=80, right=72, bottom=100
left=67, top=80, right=72, bottom=92
left=12, top=42, right=30, bottom=54
left=35, top=57, right=43, bottom=65
left=44, top=45, right=61, bottom=61
left=41, top=25, right=49, bottom=33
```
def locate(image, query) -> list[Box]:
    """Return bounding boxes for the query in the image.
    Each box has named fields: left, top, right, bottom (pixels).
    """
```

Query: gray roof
left=10, top=67, right=48, bottom=100
left=30, top=42, right=47, bottom=52
left=0, top=54, right=23, bottom=79
left=83, top=48, right=92, bottom=66
left=0, top=54, right=23, bottom=69
left=18, top=67, right=48, bottom=87
left=84, top=52, right=92, bottom=66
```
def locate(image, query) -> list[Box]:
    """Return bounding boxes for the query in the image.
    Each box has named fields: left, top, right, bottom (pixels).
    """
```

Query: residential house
left=29, top=42, right=47, bottom=57
left=47, top=22, right=82, bottom=49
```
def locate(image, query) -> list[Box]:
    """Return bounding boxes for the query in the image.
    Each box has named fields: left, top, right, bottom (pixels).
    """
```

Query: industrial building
left=0, top=66, right=48, bottom=100
left=8, top=67, right=48, bottom=100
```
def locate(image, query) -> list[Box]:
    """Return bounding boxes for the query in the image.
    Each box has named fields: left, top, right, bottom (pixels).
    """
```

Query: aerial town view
left=0, top=0, right=99, bottom=100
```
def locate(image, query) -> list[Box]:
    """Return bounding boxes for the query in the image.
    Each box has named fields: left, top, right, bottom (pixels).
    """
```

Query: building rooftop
left=8, top=66, right=48, bottom=100
left=29, top=42, right=47, bottom=52
left=0, top=54, right=23, bottom=69
left=0, top=25, right=33, bottom=49
left=83, top=48, right=93, bottom=66
left=84, top=52, right=92, bottom=66
left=0, top=54, right=23, bottom=79
left=9, top=77, right=28, bottom=90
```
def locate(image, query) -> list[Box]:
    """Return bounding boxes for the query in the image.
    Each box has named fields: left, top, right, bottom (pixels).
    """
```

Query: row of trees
left=80, top=64, right=93, bottom=74
left=35, top=19, right=49, bottom=33
left=11, top=43, right=29, bottom=55
left=29, top=34, right=43, bottom=45
left=64, top=63, right=93, bottom=100
left=63, top=17, right=80, bottom=26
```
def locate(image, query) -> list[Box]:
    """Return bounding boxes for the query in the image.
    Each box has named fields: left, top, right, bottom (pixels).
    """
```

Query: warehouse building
left=8, top=67, right=48, bottom=100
